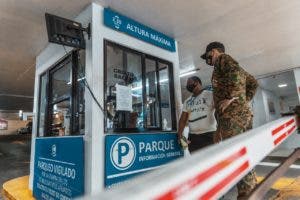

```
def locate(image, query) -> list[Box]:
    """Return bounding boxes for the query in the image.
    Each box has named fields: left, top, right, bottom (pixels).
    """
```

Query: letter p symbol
left=118, top=143, right=129, bottom=164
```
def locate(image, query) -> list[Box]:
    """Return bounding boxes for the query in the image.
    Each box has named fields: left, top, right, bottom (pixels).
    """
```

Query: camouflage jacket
left=212, top=54, right=258, bottom=119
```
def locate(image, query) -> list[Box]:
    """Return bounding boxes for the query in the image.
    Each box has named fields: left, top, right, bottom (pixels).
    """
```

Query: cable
left=62, top=45, right=106, bottom=116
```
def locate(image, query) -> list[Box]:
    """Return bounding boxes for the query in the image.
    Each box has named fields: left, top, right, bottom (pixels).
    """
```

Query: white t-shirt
left=182, top=90, right=217, bottom=134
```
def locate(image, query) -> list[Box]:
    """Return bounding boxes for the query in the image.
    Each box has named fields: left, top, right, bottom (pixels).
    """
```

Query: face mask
left=186, top=82, right=197, bottom=93
left=206, top=54, right=213, bottom=66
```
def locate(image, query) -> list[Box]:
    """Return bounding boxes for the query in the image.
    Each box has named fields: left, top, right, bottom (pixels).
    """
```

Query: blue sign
left=105, top=133, right=183, bottom=187
left=33, top=137, right=84, bottom=200
left=104, top=8, right=176, bottom=52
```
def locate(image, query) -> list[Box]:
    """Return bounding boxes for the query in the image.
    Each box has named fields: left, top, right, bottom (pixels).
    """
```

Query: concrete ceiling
left=0, top=0, right=91, bottom=111
left=1, top=0, right=300, bottom=111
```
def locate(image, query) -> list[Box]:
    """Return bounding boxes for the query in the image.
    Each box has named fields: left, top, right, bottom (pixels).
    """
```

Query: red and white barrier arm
left=89, top=116, right=297, bottom=200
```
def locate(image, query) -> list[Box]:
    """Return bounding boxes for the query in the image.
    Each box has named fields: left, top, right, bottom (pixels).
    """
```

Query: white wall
left=253, top=87, right=282, bottom=128
left=22, top=112, right=33, bottom=121
left=294, top=68, right=300, bottom=103
left=262, top=89, right=281, bottom=122
left=253, top=88, right=267, bottom=128
left=282, top=95, right=299, bottom=112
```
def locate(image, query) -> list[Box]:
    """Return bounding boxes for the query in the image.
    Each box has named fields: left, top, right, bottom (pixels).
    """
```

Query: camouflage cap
left=200, top=41, right=225, bottom=60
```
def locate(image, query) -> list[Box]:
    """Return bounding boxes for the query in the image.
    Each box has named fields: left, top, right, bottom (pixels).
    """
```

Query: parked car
left=17, top=121, right=32, bottom=134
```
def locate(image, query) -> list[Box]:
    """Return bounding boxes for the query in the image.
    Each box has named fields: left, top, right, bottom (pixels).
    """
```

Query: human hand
left=177, top=133, right=183, bottom=142
left=178, top=136, right=191, bottom=149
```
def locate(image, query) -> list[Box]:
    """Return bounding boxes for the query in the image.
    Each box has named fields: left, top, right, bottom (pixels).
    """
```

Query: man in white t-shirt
left=178, top=76, right=217, bottom=153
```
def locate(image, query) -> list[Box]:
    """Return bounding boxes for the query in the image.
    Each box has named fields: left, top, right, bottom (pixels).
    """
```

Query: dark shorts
left=188, top=131, right=214, bottom=154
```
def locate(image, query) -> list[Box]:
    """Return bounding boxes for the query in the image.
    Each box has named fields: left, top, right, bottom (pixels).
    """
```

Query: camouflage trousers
left=215, top=117, right=257, bottom=199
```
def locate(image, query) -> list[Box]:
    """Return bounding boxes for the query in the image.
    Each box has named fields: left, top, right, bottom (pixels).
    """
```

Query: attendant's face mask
left=206, top=52, right=213, bottom=66
left=186, top=81, right=197, bottom=93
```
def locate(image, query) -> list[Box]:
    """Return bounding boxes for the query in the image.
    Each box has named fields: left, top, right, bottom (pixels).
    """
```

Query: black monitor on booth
left=45, top=13, right=87, bottom=49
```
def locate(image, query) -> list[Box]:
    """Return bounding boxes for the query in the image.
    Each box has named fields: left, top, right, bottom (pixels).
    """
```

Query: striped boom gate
left=85, top=116, right=297, bottom=200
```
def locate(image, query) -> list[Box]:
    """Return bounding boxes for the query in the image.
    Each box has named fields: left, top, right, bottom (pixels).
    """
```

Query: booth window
left=49, top=60, right=72, bottom=136
left=37, top=50, right=85, bottom=137
left=37, top=73, right=47, bottom=137
left=104, top=41, right=176, bottom=133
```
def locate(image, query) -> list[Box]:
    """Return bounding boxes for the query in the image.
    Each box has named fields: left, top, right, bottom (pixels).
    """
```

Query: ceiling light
left=179, top=70, right=197, bottom=77
left=159, top=78, right=169, bottom=83
left=77, top=77, right=85, bottom=81
left=278, top=84, right=287, bottom=88
left=19, top=110, right=23, bottom=117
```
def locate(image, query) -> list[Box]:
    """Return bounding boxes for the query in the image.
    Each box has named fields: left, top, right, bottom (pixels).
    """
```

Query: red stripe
left=272, top=124, right=286, bottom=136
left=274, top=125, right=296, bottom=145
left=199, top=161, right=249, bottom=200
left=155, top=147, right=247, bottom=200
left=272, top=119, right=295, bottom=136
left=286, top=119, right=295, bottom=127
left=287, top=125, right=296, bottom=135
left=274, top=132, right=287, bottom=145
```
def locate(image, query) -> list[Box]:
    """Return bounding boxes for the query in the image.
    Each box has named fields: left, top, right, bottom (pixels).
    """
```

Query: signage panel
left=33, top=137, right=84, bottom=200
left=104, top=8, right=176, bottom=52
left=105, top=133, right=183, bottom=187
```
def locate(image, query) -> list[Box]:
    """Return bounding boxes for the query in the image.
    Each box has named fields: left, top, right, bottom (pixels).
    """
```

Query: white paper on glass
left=116, top=84, right=132, bottom=111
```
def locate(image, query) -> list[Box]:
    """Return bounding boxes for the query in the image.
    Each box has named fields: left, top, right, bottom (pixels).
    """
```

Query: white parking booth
left=29, top=3, right=183, bottom=199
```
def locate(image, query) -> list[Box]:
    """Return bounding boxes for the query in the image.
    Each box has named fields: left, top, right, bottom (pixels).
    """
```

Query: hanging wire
left=62, top=45, right=106, bottom=116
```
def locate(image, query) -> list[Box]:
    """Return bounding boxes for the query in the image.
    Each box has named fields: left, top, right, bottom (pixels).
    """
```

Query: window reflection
left=105, top=44, right=143, bottom=131
left=49, top=58, right=72, bottom=136
left=38, top=74, right=47, bottom=136
left=76, top=50, right=85, bottom=134
left=51, top=100, right=71, bottom=136
left=51, top=62, right=72, bottom=102
left=159, top=62, right=172, bottom=131
left=145, top=58, right=160, bottom=128
left=37, top=51, right=85, bottom=137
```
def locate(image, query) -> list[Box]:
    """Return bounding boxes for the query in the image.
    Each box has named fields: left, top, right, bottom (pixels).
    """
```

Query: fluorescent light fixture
left=179, top=70, right=197, bottom=78
left=77, top=77, right=85, bottom=81
left=132, top=94, right=141, bottom=97
left=278, top=84, right=287, bottom=88
left=131, top=79, right=170, bottom=91
left=67, top=77, right=84, bottom=85
left=158, top=78, right=169, bottom=83
left=19, top=110, right=23, bottom=117
left=132, top=86, right=142, bottom=91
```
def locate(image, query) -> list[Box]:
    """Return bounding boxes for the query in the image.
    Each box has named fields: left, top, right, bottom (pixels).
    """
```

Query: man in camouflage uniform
left=201, top=42, right=258, bottom=199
